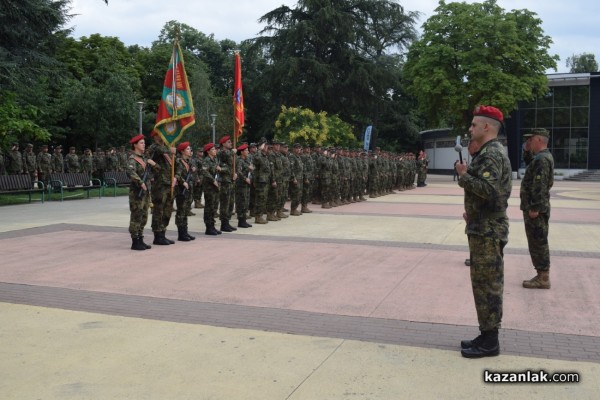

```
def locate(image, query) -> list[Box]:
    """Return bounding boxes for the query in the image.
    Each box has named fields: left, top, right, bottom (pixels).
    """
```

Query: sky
left=69, top=0, right=600, bottom=73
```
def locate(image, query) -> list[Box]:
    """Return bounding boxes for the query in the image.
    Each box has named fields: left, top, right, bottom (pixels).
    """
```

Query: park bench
left=0, top=174, right=45, bottom=203
left=49, top=172, right=102, bottom=201
left=103, top=170, right=130, bottom=197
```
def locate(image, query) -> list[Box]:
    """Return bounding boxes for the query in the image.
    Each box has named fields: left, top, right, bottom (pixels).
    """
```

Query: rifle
left=137, top=163, right=150, bottom=199
left=180, top=167, right=193, bottom=197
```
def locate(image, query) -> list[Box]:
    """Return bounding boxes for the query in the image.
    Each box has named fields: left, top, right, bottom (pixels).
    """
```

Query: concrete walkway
left=1, top=175, right=599, bottom=399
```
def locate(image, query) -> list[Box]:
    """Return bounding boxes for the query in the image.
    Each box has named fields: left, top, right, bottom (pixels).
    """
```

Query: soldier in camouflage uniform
left=0, top=148, right=5, bottom=175
left=267, top=141, right=283, bottom=221
left=105, top=147, right=119, bottom=172
left=174, top=142, right=196, bottom=242
left=118, top=146, right=128, bottom=171
left=6, top=143, right=24, bottom=174
left=456, top=105, right=512, bottom=359
left=300, top=146, right=314, bottom=213
left=318, top=148, right=333, bottom=209
left=65, top=147, right=80, bottom=173
left=93, top=148, right=105, bottom=182
left=278, top=143, right=291, bottom=218
left=252, top=140, right=272, bottom=224
left=520, top=128, right=554, bottom=289
left=288, top=143, right=304, bottom=216
left=235, top=143, right=253, bottom=228
left=147, top=132, right=176, bottom=245
left=23, top=144, right=37, bottom=181
left=217, top=136, right=238, bottom=232
left=80, top=148, right=94, bottom=179
left=201, top=143, right=222, bottom=235
left=52, top=145, right=64, bottom=173
left=192, top=148, right=204, bottom=209
left=126, top=134, right=156, bottom=251
left=36, top=145, right=52, bottom=183
left=247, top=143, right=257, bottom=215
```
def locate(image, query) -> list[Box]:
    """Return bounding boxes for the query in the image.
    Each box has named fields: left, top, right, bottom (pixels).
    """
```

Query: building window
left=520, top=85, right=589, bottom=169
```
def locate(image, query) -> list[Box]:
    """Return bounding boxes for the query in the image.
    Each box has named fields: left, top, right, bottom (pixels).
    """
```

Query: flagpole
left=170, top=40, right=178, bottom=198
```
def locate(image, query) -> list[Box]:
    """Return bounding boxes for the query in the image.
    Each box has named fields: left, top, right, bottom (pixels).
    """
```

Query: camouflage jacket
left=459, top=139, right=512, bottom=240
left=520, top=149, right=554, bottom=214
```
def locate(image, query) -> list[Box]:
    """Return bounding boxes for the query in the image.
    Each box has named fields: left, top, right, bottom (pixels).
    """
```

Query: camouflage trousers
left=289, top=180, right=303, bottom=210
left=524, top=211, right=551, bottom=271
left=128, top=188, right=150, bottom=238
left=301, top=180, right=312, bottom=207
left=279, top=180, right=289, bottom=210
left=203, top=184, right=219, bottom=225
left=219, top=181, right=234, bottom=221
left=175, top=190, right=193, bottom=228
left=235, top=183, right=250, bottom=220
left=468, top=235, right=506, bottom=332
left=193, top=180, right=203, bottom=203
left=151, top=185, right=174, bottom=233
left=267, top=181, right=280, bottom=213
left=254, top=182, right=269, bottom=216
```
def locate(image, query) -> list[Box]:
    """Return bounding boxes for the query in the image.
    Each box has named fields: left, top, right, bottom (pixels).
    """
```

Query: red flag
left=153, top=41, right=195, bottom=146
left=233, top=52, right=244, bottom=138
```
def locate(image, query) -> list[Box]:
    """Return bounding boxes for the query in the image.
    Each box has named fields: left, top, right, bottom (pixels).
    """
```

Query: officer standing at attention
left=455, top=105, right=512, bottom=358
left=217, top=135, right=238, bottom=232
left=126, top=134, right=156, bottom=250
left=147, top=132, right=177, bottom=245
left=201, top=143, right=222, bottom=236
left=174, top=142, right=196, bottom=242
left=520, top=128, right=554, bottom=289
left=235, top=143, right=254, bottom=228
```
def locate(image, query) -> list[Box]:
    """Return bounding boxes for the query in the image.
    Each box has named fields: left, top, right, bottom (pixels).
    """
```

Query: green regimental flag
left=153, top=40, right=195, bottom=146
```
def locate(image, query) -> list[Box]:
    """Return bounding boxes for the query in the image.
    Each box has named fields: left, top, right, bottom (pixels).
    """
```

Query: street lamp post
left=210, top=113, right=217, bottom=144
left=137, top=101, right=144, bottom=134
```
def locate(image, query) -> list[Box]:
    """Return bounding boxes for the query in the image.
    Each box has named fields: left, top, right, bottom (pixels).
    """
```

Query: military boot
left=205, top=224, right=218, bottom=236
left=238, top=218, right=252, bottom=228
left=140, top=236, right=152, bottom=249
left=153, top=232, right=171, bottom=245
left=162, top=231, right=175, bottom=244
left=254, top=215, right=268, bottom=224
left=226, top=220, right=237, bottom=231
left=277, top=210, right=289, bottom=218
left=131, top=237, right=146, bottom=251
left=267, top=212, right=279, bottom=221
left=290, top=208, right=302, bottom=216
left=321, top=202, right=331, bottom=209
left=220, top=219, right=234, bottom=232
left=301, top=205, right=312, bottom=213
left=186, top=228, right=196, bottom=240
left=460, top=332, right=483, bottom=349
left=359, top=195, right=367, bottom=201
left=461, top=330, right=500, bottom=358
left=177, top=226, right=191, bottom=242
left=523, top=270, right=550, bottom=289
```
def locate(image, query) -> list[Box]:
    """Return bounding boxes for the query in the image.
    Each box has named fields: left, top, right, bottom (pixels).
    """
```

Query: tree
left=566, top=53, right=598, bottom=73
left=404, top=0, right=558, bottom=131
left=273, top=105, right=357, bottom=147
left=0, top=92, right=51, bottom=148
left=252, top=0, right=419, bottom=143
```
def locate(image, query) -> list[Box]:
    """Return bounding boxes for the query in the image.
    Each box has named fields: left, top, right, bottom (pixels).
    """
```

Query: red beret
left=203, top=143, right=215, bottom=152
left=129, top=134, right=145, bottom=144
left=473, top=105, right=503, bottom=123
left=237, top=143, right=248, bottom=152
left=150, top=130, right=159, bottom=137
left=218, top=135, right=231, bottom=145
left=177, top=141, right=190, bottom=153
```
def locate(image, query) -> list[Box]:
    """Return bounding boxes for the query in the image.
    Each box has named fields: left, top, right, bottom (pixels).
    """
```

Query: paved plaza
left=1, top=174, right=599, bottom=399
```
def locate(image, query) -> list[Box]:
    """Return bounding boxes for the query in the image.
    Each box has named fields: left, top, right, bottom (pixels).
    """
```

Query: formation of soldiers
left=1, top=143, right=131, bottom=184
left=171, top=137, right=428, bottom=232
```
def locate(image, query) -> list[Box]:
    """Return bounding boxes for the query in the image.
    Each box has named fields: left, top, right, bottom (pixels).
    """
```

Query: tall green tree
left=252, top=0, right=419, bottom=144
left=566, top=53, right=598, bottom=73
left=404, top=0, right=558, bottom=131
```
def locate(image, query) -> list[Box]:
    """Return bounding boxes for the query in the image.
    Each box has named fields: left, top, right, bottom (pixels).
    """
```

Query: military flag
left=153, top=40, right=195, bottom=146
left=233, top=51, right=244, bottom=139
